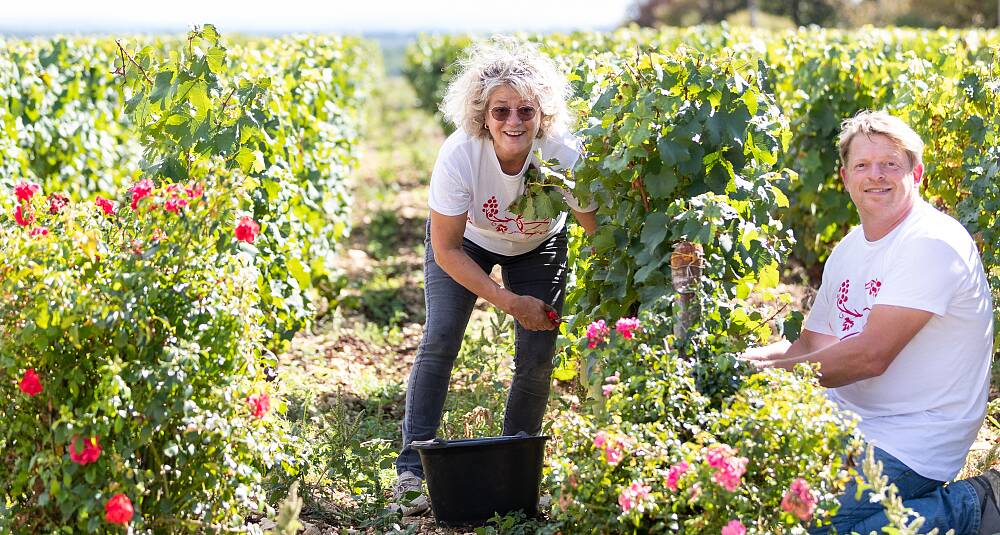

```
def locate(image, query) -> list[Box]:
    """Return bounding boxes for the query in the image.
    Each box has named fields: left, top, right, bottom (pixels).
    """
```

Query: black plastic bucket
left=410, top=433, right=549, bottom=526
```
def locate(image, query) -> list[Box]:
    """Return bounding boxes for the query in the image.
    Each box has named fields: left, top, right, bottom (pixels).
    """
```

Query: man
left=745, top=110, right=996, bottom=533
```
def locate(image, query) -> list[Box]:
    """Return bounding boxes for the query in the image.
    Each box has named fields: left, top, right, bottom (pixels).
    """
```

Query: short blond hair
left=838, top=110, right=924, bottom=169
left=441, top=36, right=571, bottom=140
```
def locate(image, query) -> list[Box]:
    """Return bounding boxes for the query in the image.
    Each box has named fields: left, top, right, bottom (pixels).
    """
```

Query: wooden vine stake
left=670, top=241, right=704, bottom=349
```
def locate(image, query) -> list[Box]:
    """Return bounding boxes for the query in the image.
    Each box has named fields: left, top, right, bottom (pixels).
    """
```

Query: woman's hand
left=571, top=208, right=598, bottom=236
left=505, top=294, right=559, bottom=331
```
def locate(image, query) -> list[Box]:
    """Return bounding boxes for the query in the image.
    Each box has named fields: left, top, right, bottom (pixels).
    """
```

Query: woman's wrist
left=492, top=288, right=518, bottom=314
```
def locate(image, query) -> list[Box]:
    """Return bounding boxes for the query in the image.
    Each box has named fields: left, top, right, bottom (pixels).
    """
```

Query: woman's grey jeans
left=395, top=222, right=568, bottom=478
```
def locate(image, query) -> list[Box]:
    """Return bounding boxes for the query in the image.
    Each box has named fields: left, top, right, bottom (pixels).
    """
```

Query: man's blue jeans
left=810, top=447, right=980, bottom=534
left=395, top=224, right=567, bottom=478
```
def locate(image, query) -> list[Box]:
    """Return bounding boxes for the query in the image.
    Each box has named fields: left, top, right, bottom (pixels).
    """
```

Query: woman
left=393, top=37, right=597, bottom=515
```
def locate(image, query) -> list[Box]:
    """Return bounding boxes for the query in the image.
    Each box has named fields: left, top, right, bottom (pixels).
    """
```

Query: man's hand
left=738, top=332, right=837, bottom=372
left=739, top=343, right=787, bottom=369
left=506, top=295, right=558, bottom=331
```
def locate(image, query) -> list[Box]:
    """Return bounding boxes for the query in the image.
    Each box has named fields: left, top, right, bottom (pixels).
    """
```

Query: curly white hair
left=440, top=36, right=572, bottom=140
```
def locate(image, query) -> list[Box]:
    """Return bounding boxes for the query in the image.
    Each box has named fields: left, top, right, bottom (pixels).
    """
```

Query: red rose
left=47, top=193, right=69, bottom=215
left=95, top=196, right=116, bottom=216
left=104, top=493, right=133, bottom=524
left=19, top=368, right=42, bottom=397
left=235, top=216, right=260, bottom=244
left=69, top=435, right=102, bottom=465
left=247, top=392, right=271, bottom=419
left=14, top=180, right=41, bottom=203
left=29, top=226, right=49, bottom=238
left=128, top=179, right=154, bottom=210
left=14, top=205, right=33, bottom=227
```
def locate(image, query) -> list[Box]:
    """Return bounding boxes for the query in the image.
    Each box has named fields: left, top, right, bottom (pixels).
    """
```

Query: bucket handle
left=410, top=438, right=449, bottom=448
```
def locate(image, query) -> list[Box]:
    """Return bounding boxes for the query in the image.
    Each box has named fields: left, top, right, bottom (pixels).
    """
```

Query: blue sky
left=0, top=0, right=634, bottom=34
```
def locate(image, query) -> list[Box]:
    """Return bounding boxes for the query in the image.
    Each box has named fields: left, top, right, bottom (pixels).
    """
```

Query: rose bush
left=547, top=308, right=861, bottom=533
left=0, top=172, right=299, bottom=532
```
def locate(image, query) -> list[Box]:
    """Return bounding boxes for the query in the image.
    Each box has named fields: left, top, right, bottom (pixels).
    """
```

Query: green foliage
left=401, top=34, right=472, bottom=133
left=0, top=37, right=141, bottom=197
left=564, top=48, right=793, bottom=322
left=110, top=27, right=380, bottom=351
left=1, top=29, right=381, bottom=353
left=0, top=174, right=298, bottom=532
left=275, top=380, right=403, bottom=530
left=507, top=153, right=581, bottom=221
left=473, top=510, right=562, bottom=535
left=950, top=56, right=1000, bottom=344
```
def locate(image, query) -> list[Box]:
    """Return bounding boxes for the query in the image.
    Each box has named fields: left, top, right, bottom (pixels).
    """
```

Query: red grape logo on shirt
left=481, top=195, right=550, bottom=236
left=835, top=278, right=874, bottom=338
left=865, top=279, right=882, bottom=298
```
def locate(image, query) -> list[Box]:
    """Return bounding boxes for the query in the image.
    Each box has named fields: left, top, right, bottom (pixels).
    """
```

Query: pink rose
left=617, top=480, right=651, bottom=512
left=185, top=182, right=204, bottom=199
left=705, top=444, right=737, bottom=469
left=781, top=477, right=817, bottom=521
left=586, top=319, right=610, bottom=349
left=721, top=519, right=746, bottom=535
left=29, top=226, right=49, bottom=238
left=615, top=317, right=641, bottom=339
left=665, top=460, right=689, bottom=491
left=247, top=392, right=271, bottom=419
left=706, top=444, right=747, bottom=492
left=605, top=444, right=624, bottom=465
left=593, top=431, right=608, bottom=449
left=163, top=196, right=188, bottom=214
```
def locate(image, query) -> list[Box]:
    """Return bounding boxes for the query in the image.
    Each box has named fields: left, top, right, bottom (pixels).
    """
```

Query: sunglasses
left=489, top=105, right=537, bottom=122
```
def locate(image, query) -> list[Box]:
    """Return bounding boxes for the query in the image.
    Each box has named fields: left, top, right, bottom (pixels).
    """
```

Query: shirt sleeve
left=427, top=148, right=471, bottom=216
left=803, top=277, right=836, bottom=336
left=875, top=237, right=966, bottom=316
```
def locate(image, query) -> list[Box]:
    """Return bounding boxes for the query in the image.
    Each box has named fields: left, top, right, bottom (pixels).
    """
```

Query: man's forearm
left=766, top=336, right=882, bottom=388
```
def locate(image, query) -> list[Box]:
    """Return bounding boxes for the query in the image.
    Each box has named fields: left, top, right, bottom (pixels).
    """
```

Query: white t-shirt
left=427, top=128, right=597, bottom=256
left=804, top=198, right=993, bottom=482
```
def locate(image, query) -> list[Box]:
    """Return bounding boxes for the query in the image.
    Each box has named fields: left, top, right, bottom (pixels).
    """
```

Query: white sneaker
left=391, top=470, right=430, bottom=516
